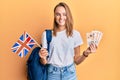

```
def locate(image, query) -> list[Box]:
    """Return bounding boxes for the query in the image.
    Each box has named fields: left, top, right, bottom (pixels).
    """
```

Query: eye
left=55, top=13, right=60, bottom=16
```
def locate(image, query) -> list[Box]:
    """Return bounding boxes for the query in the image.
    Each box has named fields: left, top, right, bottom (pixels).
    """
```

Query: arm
left=39, top=31, right=48, bottom=65
left=74, top=46, right=88, bottom=65
left=74, top=43, right=97, bottom=65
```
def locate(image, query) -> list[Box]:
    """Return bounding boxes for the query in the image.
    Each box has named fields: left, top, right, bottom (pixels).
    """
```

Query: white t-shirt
left=41, top=29, right=83, bottom=67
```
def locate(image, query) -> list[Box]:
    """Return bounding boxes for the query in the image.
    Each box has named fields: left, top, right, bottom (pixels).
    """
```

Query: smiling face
left=53, top=2, right=73, bottom=36
left=54, top=6, right=67, bottom=28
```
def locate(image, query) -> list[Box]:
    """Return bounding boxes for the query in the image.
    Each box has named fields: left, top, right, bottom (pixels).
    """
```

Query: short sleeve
left=73, top=30, right=83, bottom=48
left=41, top=31, right=47, bottom=48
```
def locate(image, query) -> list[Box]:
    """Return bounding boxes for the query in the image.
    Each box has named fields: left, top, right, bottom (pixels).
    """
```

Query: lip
left=59, top=20, right=65, bottom=23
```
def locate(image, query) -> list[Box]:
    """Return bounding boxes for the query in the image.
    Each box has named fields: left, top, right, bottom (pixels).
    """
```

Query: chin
left=59, top=25, right=65, bottom=27
left=59, top=23, right=65, bottom=26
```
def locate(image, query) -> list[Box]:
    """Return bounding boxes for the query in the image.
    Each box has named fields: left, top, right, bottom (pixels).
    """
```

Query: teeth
left=60, top=20, right=64, bottom=23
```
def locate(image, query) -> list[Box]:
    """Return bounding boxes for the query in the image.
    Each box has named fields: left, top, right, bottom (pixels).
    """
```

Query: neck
left=57, top=26, right=66, bottom=32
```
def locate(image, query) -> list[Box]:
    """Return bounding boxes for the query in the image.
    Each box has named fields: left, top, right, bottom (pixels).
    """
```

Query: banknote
left=87, top=30, right=103, bottom=47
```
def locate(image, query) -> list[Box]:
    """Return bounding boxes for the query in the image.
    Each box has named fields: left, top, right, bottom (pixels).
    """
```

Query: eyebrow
left=55, top=12, right=66, bottom=14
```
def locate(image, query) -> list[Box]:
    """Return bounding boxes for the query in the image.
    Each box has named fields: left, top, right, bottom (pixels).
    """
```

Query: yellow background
left=0, top=0, right=120, bottom=80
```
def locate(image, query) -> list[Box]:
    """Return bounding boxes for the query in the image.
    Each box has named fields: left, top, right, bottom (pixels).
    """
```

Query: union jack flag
left=11, top=32, right=36, bottom=58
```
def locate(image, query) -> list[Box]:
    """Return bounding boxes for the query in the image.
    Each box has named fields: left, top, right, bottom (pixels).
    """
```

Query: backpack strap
left=45, top=29, right=52, bottom=52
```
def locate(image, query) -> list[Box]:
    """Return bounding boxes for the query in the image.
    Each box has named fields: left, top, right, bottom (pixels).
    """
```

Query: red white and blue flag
left=11, top=32, right=36, bottom=58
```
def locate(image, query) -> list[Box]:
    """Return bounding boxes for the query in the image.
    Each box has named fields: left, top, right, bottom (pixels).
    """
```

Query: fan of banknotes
left=86, top=30, right=103, bottom=47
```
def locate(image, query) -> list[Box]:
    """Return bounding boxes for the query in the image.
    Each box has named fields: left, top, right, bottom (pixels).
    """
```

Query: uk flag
left=11, top=32, right=36, bottom=57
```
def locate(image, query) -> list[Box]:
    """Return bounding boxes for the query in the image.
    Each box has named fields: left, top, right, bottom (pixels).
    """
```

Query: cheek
left=65, top=17, right=67, bottom=20
left=63, top=16, right=67, bottom=21
left=55, top=16, right=59, bottom=21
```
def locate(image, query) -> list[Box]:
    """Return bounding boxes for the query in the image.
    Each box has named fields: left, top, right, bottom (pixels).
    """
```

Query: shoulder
left=42, top=29, right=53, bottom=35
left=42, top=31, right=46, bottom=36
left=73, top=29, right=81, bottom=36
left=73, top=29, right=79, bottom=33
left=42, top=29, right=53, bottom=38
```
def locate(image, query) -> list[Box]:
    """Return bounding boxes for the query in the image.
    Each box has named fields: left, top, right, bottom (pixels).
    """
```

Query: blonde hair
left=53, top=2, right=73, bottom=37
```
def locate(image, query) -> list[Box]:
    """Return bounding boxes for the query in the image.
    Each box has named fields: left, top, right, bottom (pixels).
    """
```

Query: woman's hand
left=88, top=43, right=97, bottom=53
left=83, top=43, right=97, bottom=57
left=39, top=48, right=48, bottom=59
left=39, top=48, right=48, bottom=65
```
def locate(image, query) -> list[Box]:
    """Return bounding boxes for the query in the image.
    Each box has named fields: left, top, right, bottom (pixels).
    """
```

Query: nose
left=60, top=15, right=64, bottom=19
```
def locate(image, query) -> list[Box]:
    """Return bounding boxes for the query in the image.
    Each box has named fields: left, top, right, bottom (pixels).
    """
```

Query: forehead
left=55, top=6, right=66, bottom=13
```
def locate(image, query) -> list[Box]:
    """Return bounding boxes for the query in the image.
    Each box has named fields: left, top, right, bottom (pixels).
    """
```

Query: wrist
left=41, top=57, right=47, bottom=61
left=40, top=57, right=47, bottom=64
left=83, top=51, right=89, bottom=57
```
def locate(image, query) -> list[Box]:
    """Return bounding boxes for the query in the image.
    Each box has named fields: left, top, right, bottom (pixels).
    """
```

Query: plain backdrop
left=0, top=0, right=120, bottom=80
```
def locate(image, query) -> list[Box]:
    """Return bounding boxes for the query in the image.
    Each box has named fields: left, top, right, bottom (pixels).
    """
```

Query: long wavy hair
left=53, top=2, right=73, bottom=37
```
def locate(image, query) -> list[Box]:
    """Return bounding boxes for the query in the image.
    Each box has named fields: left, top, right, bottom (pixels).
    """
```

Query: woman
left=39, top=2, right=97, bottom=80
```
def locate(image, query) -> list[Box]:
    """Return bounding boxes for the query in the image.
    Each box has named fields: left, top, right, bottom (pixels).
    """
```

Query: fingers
left=90, top=43, right=95, bottom=49
left=89, top=43, right=97, bottom=53
left=90, top=43, right=97, bottom=48
left=40, top=48, right=48, bottom=53
left=39, top=48, right=48, bottom=58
